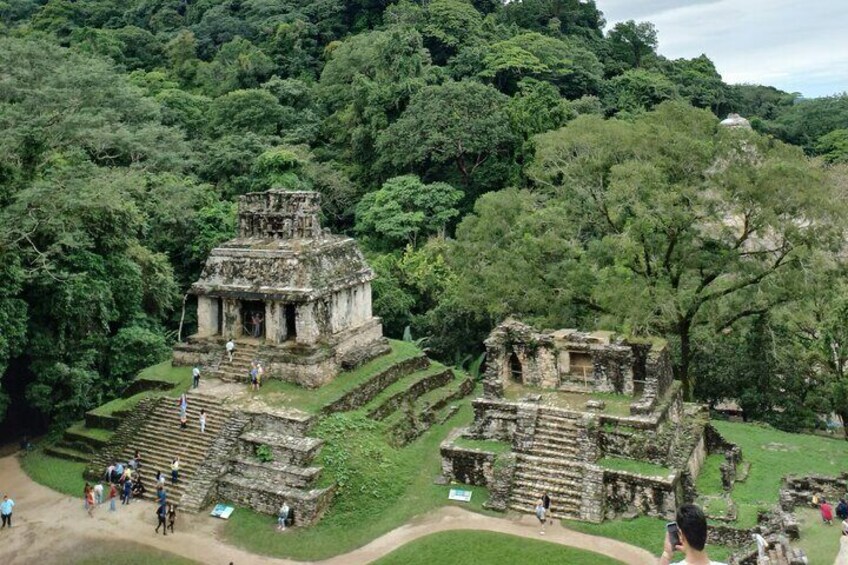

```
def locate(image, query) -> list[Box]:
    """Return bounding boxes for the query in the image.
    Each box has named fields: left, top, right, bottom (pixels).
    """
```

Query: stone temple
left=440, top=319, right=716, bottom=523
left=174, top=190, right=389, bottom=387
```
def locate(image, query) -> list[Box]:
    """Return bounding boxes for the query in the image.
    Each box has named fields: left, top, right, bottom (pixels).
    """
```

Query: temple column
left=196, top=296, right=217, bottom=337
left=295, top=301, right=320, bottom=345
left=265, top=300, right=286, bottom=343
left=222, top=298, right=242, bottom=338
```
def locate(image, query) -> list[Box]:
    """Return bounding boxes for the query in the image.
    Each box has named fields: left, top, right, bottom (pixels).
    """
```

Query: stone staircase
left=210, top=342, right=261, bottom=383
left=508, top=409, right=585, bottom=520
left=116, top=391, right=232, bottom=506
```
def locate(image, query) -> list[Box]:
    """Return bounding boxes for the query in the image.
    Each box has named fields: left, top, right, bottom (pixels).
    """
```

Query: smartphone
left=666, top=522, right=680, bottom=548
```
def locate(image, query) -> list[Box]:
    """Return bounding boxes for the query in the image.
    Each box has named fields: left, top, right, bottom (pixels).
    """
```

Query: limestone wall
left=602, top=469, right=680, bottom=520
left=216, top=480, right=334, bottom=526
left=440, top=445, right=497, bottom=486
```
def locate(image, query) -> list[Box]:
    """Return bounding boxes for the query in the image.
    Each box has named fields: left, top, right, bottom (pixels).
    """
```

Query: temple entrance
left=509, top=352, right=522, bottom=383
left=285, top=303, right=297, bottom=341
left=216, top=297, right=223, bottom=335
left=242, top=300, right=265, bottom=339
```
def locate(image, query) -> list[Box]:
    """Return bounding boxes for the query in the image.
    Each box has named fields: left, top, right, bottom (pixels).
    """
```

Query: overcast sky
left=596, top=0, right=848, bottom=98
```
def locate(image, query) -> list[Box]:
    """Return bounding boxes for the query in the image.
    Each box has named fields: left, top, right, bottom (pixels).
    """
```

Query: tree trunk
left=678, top=318, right=693, bottom=401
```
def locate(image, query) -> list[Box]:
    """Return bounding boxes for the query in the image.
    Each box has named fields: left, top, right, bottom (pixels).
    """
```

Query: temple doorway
left=243, top=300, right=265, bottom=339
left=285, top=303, right=297, bottom=341
left=509, top=352, right=522, bottom=383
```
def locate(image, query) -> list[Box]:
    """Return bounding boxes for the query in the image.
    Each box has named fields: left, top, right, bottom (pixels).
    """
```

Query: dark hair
left=676, top=504, right=708, bottom=551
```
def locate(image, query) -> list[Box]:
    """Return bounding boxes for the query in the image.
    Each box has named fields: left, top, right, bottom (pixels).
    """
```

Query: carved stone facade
left=482, top=319, right=673, bottom=414
left=174, top=190, right=388, bottom=387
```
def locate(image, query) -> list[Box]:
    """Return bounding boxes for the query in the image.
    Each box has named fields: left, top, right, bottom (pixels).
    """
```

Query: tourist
left=105, top=463, right=115, bottom=484
left=93, top=482, right=104, bottom=505
left=108, top=483, right=117, bottom=511
left=171, top=457, right=180, bottom=484
left=178, top=393, right=188, bottom=429
left=128, top=455, right=137, bottom=471
left=192, top=365, right=201, bottom=389
left=157, top=486, right=167, bottom=507
left=842, top=516, right=848, bottom=536
left=836, top=498, right=848, bottom=521
left=155, top=503, right=168, bottom=536
left=226, top=338, right=235, bottom=362
left=257, top=362, right=264, bottom=388
left=134, top=449, right=142, bottom=470
left=659, top=503, right=726, bottom=565
left=535, top=498, right=546, bottom=535
left=200, top=408, right=206, bottom=433
left=821, top=498, right=834, bottom=525
left=115, top=462, right=124, bottom=483
left=542, top=492, right=552, bottom=525
left=0, top=494, right=14, bottom=528
left=167, top=504, right=177, bottom=533
left=156, top=470, right=166, bottom=490
left=250, top=363, right=259, bottom=391
left=122, top=477, right=133, bottom=505
left=252, top=312, right=264, bottom=338
left=277, top=502, right=290, bottom=531
left=132, top=478, right=146, bottom=498
left=83, top=483, right=91, bottom=512
left=86, top=485, right=95, bottom=517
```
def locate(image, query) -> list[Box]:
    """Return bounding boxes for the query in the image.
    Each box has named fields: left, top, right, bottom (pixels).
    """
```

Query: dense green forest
left=1, top=0, right=848, bottom=435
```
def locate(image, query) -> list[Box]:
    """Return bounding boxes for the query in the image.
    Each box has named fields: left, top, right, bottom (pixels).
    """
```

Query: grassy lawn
left=794, top=507, right=843, bottom=565
left=373, top=530, right=624, bottom=565
left=137, top=360, right=193, bottom=386
left=89, top=364, right=192, bottom=417
left=68, top=541, right=198, bottom=564
left=712, top=420, right=848, bottom=528
left=565, top=516, right=732, bottom=562
left=599, top=456, right=673, bottom=477
left=66, top=421, right=114, bottom=443
left=452, top=437, right=513, bottom=453
left=695, top=453, right=725, bottom=495
left=222, top=392, right=504, bottom=560
left=256, top=339, right=422, bottom=413
left=19, top=449, right=87, bottom=497
left=502, top=384, right=632, bottom=416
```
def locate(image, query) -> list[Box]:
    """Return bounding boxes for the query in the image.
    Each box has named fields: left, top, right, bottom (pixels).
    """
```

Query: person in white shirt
left=192, top=366, right=201, bottom=389
left=93, top=483, right=104, bottom=505
left=225, top=339, right=235, bottom=362
left=659, top=504, right=726, bottom=565
left=199, top=409, right=206, bottom=433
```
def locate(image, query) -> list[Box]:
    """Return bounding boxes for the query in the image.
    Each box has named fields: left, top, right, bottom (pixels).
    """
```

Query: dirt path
left=2, top=454, right=655, bottom=564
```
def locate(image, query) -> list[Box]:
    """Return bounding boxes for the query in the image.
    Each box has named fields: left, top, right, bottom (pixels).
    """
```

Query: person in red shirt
left=821, top=499, right=834, bottom=525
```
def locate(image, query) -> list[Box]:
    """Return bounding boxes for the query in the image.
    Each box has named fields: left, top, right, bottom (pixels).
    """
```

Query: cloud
left=596, top=0, right=848, bottom=97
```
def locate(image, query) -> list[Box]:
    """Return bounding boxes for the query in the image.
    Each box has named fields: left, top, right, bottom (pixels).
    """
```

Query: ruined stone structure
left=482, top=319, right=673, bottom=414
left=173, top=190, right=388, bottom=387
left=441, top=320, right=705, bottom=523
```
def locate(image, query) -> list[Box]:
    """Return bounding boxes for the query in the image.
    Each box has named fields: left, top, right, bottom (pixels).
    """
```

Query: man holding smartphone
left=659, top=504, right=726, bottom=565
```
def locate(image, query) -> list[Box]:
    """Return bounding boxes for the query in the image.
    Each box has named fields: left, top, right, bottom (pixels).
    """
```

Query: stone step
left=524, top=446, right=585, bottom=460
left=513, top=478, right=583, bottom=497
left=510, top=485, right=582, bottom=505
left=537, top=412, right=581, bottom=426
left=533, top=427, right=579, bottom=441
left=531, top=440, right=579, bottom=454
left=514, top=467, right=584, bottom=484
left=507, top=502, right=580, bottom=520
left=515, top=453, right=585, bottom=469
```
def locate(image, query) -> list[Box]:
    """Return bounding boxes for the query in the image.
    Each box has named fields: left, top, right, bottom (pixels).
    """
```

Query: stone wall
left=368, top=369, right=454, bottom=420
left=602, top=469, right=680, bottom=520
left=484, top=453, right=516, bottom=512
left=216, top=480, right=334, bottom=526
left=440, top=442, right=497, bottom=486
left=321, top=355, right=430, bottom=414
left=172, top=337, right=222, bottom=368
left=581, top=464, right=606, bottom=523
left=780, top=473, right=848, bottom=511
left=468, top=398, right=521, bottom=444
